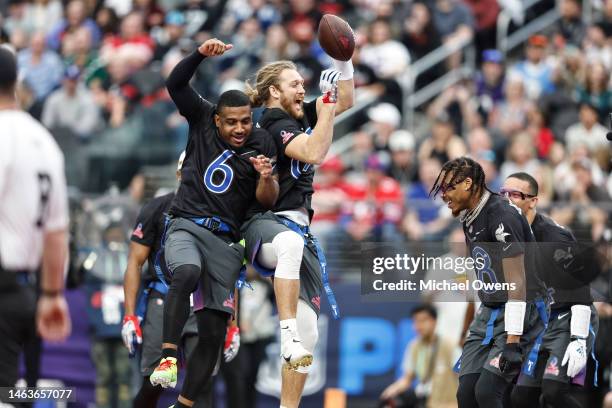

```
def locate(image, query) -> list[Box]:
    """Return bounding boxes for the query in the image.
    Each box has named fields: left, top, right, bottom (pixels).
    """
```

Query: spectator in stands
left=499, top=132, right=540, bottom=180
left=344, top=128, right=375, bottom=182
left=575, top=61, right=612, bottom=122
left=260, top=24, right=290, bottom=63
left=596, top=0, right=612, bottom=37
left=584, top=23, right=612, bottom=70
left=474, top=49, right=505, bottom=122
left=287, top=18, right=323, bottom=93
left=475, top=149, right=502, bottom=192
left=552, top=158, right=609, bottom=242
left=95, top=7, right=120, bottom=38
left=380, top=305, right=458, bottom=408
left=47, top=0, right=101, bottom=51
left=553, top=142, right=606, bottom=198
left=366, top=102, right=401, bottom=151
left=100, top=12, right=155, bottom=71
left=388, top=130, right=417, bottom=188
left=152, top=11, right=186, bottom=61
left=431, top=0, right=474, bottom=47
left=565, top=102, right=608, bottom=154
left=555, top=44, right=584, bottom=94
left=418, top=111, right=467, bottom=164
left=360, top=18, right=410, bottom=80
left=488, top=73, right=532, bottom=139
left=62, top=26, right=97, bottom=76
left=463, top=0, right=499, bottom=53
left=510, top=34, right=555, bottom=100
left=42, top=65, right=101, bottom=139
left=132, top=0, right=164, bottom=30
left=403, top=157, right=453, bottom=242
left=23, top=0, right=63, bottom=35
left=525, top=104, right=555, bottom=160
left=219, top=17, right=264, bottom=84
left=17, top=31, right=64, bottom=100
left=466, top=126, right=493, bottom=156
left=552, top=0, right=586, bottom=48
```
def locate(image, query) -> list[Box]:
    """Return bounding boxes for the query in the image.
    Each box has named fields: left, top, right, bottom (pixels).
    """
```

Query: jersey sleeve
left=261, top=130, right=278, bottom=173
left=304, top=99, right=318, bottom=128
left=44, top=147, right=69, bottom=232
left=490, top=205, right=527, bottom=258
left=266, top=116, right=305, bottom=157
left=130, top=199, right=159, bottom=247
left=165, top=51, right=215, bottom=123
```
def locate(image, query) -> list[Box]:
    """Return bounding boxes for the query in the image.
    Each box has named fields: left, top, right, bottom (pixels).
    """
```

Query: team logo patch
left=132, top=223, right=144, bottom=239
left=545, top=357, right=559, bottom=376
left=223, top=295, right=235, bottom=310
left=311, top=296, right=321, bottom=310
left=495, top=223, right=510, bottom=243
left=489, top=353, right=501, bottom=369
left=280, top=130, right=294, bottom=144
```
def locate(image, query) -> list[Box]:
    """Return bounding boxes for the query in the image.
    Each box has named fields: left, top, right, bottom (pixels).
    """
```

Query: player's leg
left=456, top=373, right=480, bottom=408
left=135, top=292, right=165, bottom=407
left=243, top=213, right=311, bottom=367
left=153, top=222, right=202, bottom=387
left=474, top=370, right=510, bottom=408
left=280, top=299, right=318, bottom=408
left=182, top=315, right=215, bottom=407
left=174, top=308, right=229, bottom=407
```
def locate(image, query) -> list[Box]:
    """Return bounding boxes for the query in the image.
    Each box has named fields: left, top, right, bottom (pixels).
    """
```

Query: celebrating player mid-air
left=242, top=54, right=354, bottom=407
left=430, top=157, right=547, bottom=408
left=149, top=38, right=278, bottom=408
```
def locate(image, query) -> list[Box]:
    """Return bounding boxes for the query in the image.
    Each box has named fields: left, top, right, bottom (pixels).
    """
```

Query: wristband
left=332, top=59, right=354, bottom=80
left=570, top=304, right=591, bottom=339
left=504, top=301, right=526, bottom=335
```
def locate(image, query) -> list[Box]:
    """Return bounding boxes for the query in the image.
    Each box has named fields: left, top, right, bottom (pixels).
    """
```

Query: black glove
left=499, top=342, right=522, bottom=373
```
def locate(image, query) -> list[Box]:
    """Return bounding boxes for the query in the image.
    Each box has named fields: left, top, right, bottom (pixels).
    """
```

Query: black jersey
left=130, top=192, right=174, bottom=282
left=165, top=51, right=277, bottom=241
left=463, top=193, right=546, bottom=306
left=531, top=213, right=593, bottom=308
left=252, top=100, right=318, bottom=219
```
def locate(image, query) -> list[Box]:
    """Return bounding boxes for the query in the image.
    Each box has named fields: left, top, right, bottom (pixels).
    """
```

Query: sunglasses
left=499, top=188, right=536, bottom=200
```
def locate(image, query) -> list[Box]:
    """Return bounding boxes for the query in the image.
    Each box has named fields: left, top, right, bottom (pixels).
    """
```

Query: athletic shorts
left=517, top=304, right=598, bottom=386
left=458, top=301, right=547, bottom=381
left=164, top=217, right=244, bottom=315
left=140, top=289, right=199, bottom=376
left=241, top=211, right=324, bottom=316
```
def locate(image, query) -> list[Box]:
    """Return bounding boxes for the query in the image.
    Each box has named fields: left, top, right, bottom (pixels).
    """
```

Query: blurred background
left=2, top=0, right=612, bottom=406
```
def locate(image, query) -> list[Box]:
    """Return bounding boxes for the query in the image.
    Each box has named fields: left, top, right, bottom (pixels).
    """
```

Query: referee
left=0, top=46, right=71, bottom=387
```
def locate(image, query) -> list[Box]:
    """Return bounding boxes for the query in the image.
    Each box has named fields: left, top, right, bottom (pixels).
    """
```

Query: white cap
left=367, top=103, right=401, bottom=128
left=389, top=130, right=415, bottom=152
left=177, top=151, right=186, bottom=171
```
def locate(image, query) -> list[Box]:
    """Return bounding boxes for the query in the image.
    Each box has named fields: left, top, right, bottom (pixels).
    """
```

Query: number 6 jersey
left=166, top=51, right=277, bottom=242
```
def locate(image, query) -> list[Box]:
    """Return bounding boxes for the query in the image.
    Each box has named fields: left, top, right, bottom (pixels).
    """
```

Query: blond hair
left=245, top=61, right=297, bottom=107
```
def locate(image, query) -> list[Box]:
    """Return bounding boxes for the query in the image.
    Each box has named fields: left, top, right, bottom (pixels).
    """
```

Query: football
left=317, top=14, right=355, bottom=61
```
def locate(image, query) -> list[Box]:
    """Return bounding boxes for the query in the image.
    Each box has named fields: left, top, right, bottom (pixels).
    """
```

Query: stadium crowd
left=1, top=0, right=612, bottom=406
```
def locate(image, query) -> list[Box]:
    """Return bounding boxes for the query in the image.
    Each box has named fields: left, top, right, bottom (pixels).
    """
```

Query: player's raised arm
left=284, top=78, right=338, bottom=165
left=166, top=38, right=233, bottom=121
left=316, top=61, right=354, bottom=115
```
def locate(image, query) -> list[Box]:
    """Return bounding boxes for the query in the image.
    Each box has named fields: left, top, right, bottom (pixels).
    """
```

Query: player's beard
left=280, top=93, right=304, bottom=120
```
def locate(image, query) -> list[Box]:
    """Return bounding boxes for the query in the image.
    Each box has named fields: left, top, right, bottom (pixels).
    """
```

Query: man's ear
left=269, top=85, right=280, bottom=100
left=464, top=177, right=473, bottom=191
left=214, top=113, right=221, bottom=127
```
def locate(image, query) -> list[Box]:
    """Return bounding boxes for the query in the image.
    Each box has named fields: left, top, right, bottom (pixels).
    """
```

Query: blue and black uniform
left=242, top=101, right=335, bottom=318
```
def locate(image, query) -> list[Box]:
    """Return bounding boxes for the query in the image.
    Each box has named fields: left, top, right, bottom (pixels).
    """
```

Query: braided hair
left=429, top=157, right=491, bottom=198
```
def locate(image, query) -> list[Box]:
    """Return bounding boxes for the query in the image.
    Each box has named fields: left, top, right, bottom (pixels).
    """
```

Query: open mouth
left=231, top=134, right=246, bottom=145
left=294, top=98, right=303, bottom=111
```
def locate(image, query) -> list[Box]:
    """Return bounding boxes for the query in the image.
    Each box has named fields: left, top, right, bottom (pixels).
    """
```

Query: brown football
left=317, top=14, right=355, bottom=61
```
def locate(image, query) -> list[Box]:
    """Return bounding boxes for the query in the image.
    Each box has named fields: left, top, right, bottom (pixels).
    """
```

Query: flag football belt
left=189, top=216, right=231, bottom=233
left=278, top=216, right=340, bottom=319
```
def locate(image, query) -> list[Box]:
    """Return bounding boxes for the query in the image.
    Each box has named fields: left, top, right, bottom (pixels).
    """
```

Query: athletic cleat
left=150, top=357, right=178, bottom=388
left=281, top=338, right=313, bottom=370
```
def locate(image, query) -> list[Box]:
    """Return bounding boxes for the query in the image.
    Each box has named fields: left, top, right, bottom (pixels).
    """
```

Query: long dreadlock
left=429, top=157, right=491, bottom=198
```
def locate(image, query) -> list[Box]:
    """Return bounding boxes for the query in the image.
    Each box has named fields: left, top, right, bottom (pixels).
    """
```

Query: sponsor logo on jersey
left=132, top=223, right=144, bottom=239
left=489, top=353, right=501, bottom=369
left=311, top=296, right=321, bottom=310
left=545, top=357, right=559, bottom=376
left=280, top=130, right=294, bottom=144
left=495, top=223, right=510, bottom=243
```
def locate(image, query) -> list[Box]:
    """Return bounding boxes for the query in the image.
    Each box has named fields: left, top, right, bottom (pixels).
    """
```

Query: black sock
left=162, top=348, right=178, bottom=359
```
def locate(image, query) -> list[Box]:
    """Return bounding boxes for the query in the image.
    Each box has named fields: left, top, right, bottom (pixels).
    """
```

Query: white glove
left=122, top=315, right=142, bottom=357
left=224, top=326, right=240, bottom=362
left=319, top=69, right=341, bottom=94
left=562, top=338, right=587, bottom=378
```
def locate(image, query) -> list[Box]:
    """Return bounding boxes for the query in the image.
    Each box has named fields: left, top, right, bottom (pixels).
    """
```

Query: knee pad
left=270, top=231, right=303, bottom=280
left=171, top=264, right=200, bottom=294
left=295, top=300, right=318, bottom=374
